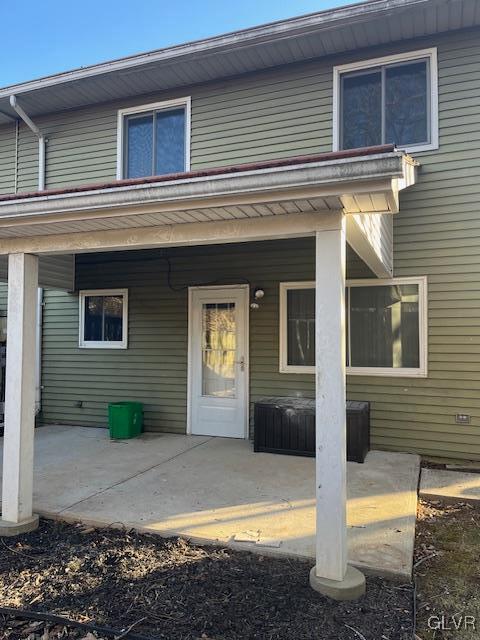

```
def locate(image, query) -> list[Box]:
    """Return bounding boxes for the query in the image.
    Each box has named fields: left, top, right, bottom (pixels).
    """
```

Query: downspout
left=9, top=95, right=46, bottom=191
left=14, top=119, right=19, bottom=194
left=8, top=96, right=45, bottom=414
left=35, top=289, right=43, bottom=415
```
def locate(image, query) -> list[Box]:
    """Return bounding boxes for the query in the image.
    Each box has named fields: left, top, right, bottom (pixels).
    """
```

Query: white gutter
left=9, top=95, right=46, bottom=191
left=0, top=152, right=410, bottom=221
left=35, top=288, right=43, bottom=415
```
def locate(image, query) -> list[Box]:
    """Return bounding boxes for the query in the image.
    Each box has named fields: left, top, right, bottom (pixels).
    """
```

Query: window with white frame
left=117, top=98, right=190, bottom=179
left=279, top=277, right=427, bottom=376
left=279, top=282, right=316, bottom=373
left=79, top=289, right=128, bottom=349
left=333, top=49, right=438, bottom=153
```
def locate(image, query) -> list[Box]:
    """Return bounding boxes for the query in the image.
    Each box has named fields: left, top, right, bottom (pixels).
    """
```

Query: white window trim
left=279, top=281, right=315, bottom=374
left=279, top=277, right=428, bottom=378
left=116, top=96, right=191, bottom=179
left=79, top=288, right=128, bottom=349
left=332, top=48, right=438, bottom=154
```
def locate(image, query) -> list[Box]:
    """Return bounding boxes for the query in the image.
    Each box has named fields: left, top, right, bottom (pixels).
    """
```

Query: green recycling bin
left=108, top=401, right=143, bottom=439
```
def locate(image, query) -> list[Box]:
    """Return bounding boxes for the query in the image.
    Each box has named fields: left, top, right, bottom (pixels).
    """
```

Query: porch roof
left=0, top=146, right=416, bottom=240
left=0, top=144, right=397, bottom=203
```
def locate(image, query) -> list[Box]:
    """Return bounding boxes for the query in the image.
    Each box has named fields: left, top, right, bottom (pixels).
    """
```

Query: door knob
left=236, top=356, right=245, bottom=371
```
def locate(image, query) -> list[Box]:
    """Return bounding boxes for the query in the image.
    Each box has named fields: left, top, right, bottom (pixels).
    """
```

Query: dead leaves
left=0, top=617, right=104, bottom=639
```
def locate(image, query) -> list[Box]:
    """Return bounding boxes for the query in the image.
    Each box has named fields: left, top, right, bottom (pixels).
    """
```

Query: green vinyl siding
left=0, top=62, right=332, bottom=193
left=1, top=27, right=480, bottom=460
left=0, top=126, right=16, bottom=195
left=40, top=239, right=318, bottom=432
left=0, top=121, right=40, bottom=195
left=346, top=28, right=480, bottom=460
left=0, top=29, right=476, bottom=190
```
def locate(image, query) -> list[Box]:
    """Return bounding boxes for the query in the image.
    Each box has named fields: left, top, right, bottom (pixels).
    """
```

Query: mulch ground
left=0, top=519, right=414, bottom=640
left=414, top=499, right=480, bottom=639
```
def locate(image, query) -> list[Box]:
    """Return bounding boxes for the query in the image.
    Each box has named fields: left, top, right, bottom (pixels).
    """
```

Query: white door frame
left=187, top=284, right=250, bottom=438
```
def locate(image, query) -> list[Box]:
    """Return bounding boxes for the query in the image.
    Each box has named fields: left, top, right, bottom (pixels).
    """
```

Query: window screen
left=341, top=71, right=382, bottom=150
left=125, top=107, right=186, bottom=178
left=341, top=59, right=429, bottom=149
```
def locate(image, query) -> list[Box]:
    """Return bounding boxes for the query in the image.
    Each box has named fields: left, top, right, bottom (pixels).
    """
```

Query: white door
left=189, top=286, right=248, bottom=438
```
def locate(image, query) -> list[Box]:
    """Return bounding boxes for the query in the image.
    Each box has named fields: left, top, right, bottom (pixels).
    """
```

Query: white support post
left=310, top=214, right=365, bottom=600
left=0, top=253, right=39, bottom=536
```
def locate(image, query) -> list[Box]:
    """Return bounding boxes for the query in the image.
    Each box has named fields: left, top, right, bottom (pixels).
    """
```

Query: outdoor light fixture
left=250, top=288, right=265, bottom=310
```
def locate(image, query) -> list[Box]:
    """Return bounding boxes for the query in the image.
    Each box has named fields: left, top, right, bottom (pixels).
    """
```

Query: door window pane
left=349, top=284, right=420, bottom=368
left=385, top=61, right=428, bottom=146
left=84, top=295, right=124, bottom=343
left=202, top=303, right=236, bottom=397
left=155, top=108, right=185, bottom=175
left=341, top=71, right=382, bottom=150
left=126, top=115, right=153, bottom=178
left=287, top=289, right=315, bottom=367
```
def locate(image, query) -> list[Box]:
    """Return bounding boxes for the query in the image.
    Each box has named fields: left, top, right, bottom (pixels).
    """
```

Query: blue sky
left=1, top=0, right=354, bottom=87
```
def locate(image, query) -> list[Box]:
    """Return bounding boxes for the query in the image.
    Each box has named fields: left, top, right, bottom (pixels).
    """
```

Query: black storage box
left=253, top=397, right=370, bottom=463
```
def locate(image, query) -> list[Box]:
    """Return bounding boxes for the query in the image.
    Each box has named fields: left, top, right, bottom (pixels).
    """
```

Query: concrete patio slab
left=346, top=449, right=420, bottom=581
left=0, top=425, right=420, bottom=580
left=1, top=425, right=210, bottom=512
left=420, top=468, right=480, bottom=504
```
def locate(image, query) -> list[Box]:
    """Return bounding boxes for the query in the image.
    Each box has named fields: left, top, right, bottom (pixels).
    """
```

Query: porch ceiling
left=0, top=147, right=416, bottom=244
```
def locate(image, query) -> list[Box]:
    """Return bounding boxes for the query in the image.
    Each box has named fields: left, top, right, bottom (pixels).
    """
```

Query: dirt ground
left=0, top=519, right=413, bottom=640
left=415, top=499, right=480, bottom=639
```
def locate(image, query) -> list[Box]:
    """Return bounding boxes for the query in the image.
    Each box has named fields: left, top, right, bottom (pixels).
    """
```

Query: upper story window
left=333, top=49, right=438, bottom=153
left=117, top=97, right=191, bottom=179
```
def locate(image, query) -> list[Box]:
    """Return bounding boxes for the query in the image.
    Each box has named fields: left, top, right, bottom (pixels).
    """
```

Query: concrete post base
left=310, top=565, right=366, bottom=601
left=0, top=514, right=39, bottom=537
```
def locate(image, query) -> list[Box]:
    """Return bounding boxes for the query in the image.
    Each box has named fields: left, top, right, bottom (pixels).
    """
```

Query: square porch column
left=309, top=216, right=365, bottom=600
left=0, top=253, right=39, bottom=536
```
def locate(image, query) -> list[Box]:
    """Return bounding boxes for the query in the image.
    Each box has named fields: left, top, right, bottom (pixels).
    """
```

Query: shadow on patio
left=0, top=425, right=420, bottom=580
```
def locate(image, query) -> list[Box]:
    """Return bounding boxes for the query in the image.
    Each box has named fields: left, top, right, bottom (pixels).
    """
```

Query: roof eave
left=0, top=0, right=442, bottom=99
